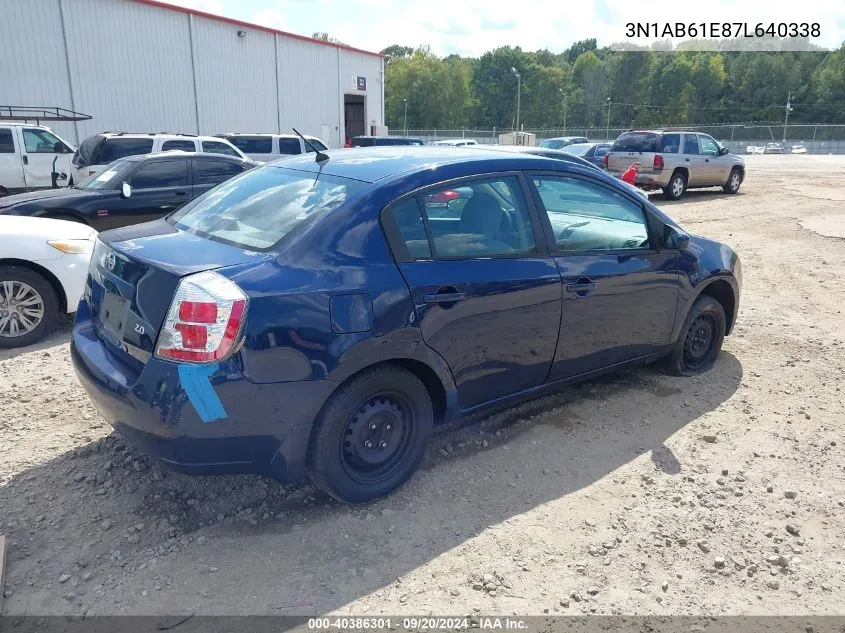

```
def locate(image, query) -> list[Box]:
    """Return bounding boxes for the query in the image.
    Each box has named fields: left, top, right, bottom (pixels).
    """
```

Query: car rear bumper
left=70, top=302, right=336, bottom=483
left=608, top=170, right=671, bottom=189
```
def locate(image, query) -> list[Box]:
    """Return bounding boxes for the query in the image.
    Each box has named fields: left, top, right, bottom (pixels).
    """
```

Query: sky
left=164, top=0, right=845, bottom=56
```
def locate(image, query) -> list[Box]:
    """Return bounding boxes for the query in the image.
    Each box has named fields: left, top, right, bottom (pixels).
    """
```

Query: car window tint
left=22, top=128, right=61, bottom=153
left=278, top=138, right=302, bottom=154
left=201, top=140, right=240, bottom=157
left=195, top=159, right=244, bottom=185
left=99, top=138, right=154, bottom=163
left=162, top=140, right=196, bottom=152
left=659, top=133, right=681, bottom=153
left=531, top=176, right=650, bottom=252
left=305, top=139, right=328, bottom=152
left=227, top=136, right=272, bottom=154
left=384, top=199, right=432, bottom=260
left=130, top=160, right=189, bottom=188
left=699, top=135, right=719, bottom=154
left=594, top=145, right=610, bottom=157
left=420, top=177, right=535, bottom=259
left=612, top=132, right=659, bottom=152
left=683, top=134, right=700, bottom=155
left=0, top=129, right=14, bottom=153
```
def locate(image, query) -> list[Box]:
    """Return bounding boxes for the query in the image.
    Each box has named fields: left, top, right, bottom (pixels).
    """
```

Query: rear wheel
left=662, top=171, right=687, bottom=200
left=666, top=295, right=726, bottom=376
left=723, top=168, right=742, bottom=194
left=0, top=266, right=58, bottom=349
left=306, top=364, right=433, bottom=503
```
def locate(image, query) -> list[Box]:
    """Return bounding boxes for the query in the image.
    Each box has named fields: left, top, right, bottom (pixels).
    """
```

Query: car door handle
left=704, top=159, right=710, bottom=162
left=174, top=190, right=188, bottom=196
left=566, top=278, right=597, bottom=296
left=424, top=292, right=466, bottom=304
left=684, top=158, right=690, bottom=162
left=22, top=155, right=28, bottom=165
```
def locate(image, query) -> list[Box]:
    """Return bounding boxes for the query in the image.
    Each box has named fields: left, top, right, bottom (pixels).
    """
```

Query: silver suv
left=606, top=130, right=745, bottom=200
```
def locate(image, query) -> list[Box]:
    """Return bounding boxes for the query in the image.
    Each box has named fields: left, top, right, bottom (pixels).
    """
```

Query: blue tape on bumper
left=177, top=363, right=227, bottom=423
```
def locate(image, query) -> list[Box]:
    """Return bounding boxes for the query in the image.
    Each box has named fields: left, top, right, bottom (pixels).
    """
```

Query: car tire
left=666, top=295, right=726, bottom=376
left=306, top=364, right=434, bottom=503
left=0, top=266, right=59, bottom=349
left=723, top=168, right=742, bottom=194
left=662, top=171, right=687, bottom=200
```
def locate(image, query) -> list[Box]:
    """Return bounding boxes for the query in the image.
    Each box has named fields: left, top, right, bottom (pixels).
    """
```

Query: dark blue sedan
left=71, top=147, right=741, bottom=503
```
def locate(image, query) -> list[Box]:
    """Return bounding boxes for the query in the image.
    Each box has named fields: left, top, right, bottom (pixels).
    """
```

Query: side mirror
left=120, top=182, right=132, bottom=199
left=666, top=225, right=690, bottom=250
left=719, top=147, right=730, bottom=156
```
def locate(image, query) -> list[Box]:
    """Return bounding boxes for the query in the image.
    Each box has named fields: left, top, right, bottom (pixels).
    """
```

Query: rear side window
left=0, top=129, right=14, bottom=153
left=659, top=133, right=681, bottom=153
left=201, top=140, right=240, bottom=157
left=594, top=145, right=610, bottom=157
left=99, top=138, right=154, bottom=163
left=130, top=159, right=189, bottom=188
left=227, top=136, right=272, bottom=154
left=162, top=139, right=196, bottom=152
left=170, top=167, right=366, bottom=250
left=194, top=159, right=245, bottom=185
left=612, top=132, right=659, bottom=153
left=278, top=138, right=302, bottom=154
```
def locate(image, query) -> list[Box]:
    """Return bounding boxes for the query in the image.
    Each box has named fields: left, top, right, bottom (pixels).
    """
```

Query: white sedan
left=0, top=216, right=96, bottom=348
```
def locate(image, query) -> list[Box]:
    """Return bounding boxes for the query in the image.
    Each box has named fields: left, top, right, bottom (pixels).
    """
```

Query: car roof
left=219, top=133, right=317, bottom=139
left=546, top=136, right=588, bottom=141
left=270, top=146, right=564, bottom=183
left=98, top=132, right=229, bottom=141
left=486, top=145, right=599, bottom=169
left=123, top=150, right=247, bottom=162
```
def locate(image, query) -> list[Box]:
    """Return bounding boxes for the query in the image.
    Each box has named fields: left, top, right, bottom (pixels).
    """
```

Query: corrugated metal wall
left=0, top=0, right=384, bottom=147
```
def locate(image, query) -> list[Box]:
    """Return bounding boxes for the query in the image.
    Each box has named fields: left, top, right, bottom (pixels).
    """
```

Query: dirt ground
left=1, top=155, right=843, bottom=618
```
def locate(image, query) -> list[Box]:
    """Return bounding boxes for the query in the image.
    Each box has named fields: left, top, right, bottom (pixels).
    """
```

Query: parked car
left=215, top=133, right=328, bottom=163
left=351, top=136, right=424, bottom=147
left=745, top=145, right=764, bottom=155
left=764, top=142, right=784, bottom=154
left=791, top=143, right=807, bottom=154
left=0, top=152, right=253, bottom=231
left=560, top=142, right=612, bottom=168
left=0, top=216, right=97, bottom=348
left=71, top=146, right=741, bottom=503
left=538, top=136, right=589, bottom=150
left=429, top=139, right=478, bottom=147
left=71, top=132, right=250, bottom=184
left=1, top=123, right=76, bottom=196
left=605, top=130, right=745, bottom=200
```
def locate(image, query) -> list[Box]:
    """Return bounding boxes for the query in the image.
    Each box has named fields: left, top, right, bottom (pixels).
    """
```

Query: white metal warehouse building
left=0, top=0, right=385, bottom=147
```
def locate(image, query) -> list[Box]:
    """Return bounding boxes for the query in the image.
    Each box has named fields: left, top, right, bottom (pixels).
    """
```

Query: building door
left=344, top=95, right=365, bottom=145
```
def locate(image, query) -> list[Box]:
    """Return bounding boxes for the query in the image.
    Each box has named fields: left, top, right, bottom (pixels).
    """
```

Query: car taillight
left=653, top=154, right=664, bottom=170
left=603, top=153, right=609, bottom=168
left=155, top=271, right=247, bottom=363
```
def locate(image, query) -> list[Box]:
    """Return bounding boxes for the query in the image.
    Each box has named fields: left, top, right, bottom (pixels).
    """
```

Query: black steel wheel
left=666, top=295, right=726, bottom=376
left=307, top=364, right=433, bottom=503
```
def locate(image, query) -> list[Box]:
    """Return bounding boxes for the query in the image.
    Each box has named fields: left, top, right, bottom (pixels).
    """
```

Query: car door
left=681, top=134, right=707, bottom=186
left=111, top=158, right=191, bottom=228
left=0, top=127, right=26, bottom=194
left=527, top=172, right=679, bottom=380
left=699, top=134, right=730, bottom=185
left=18, top=127, right=72, bottom=190
left=382, top=174, right=562, bottom=411
left=191, top=158, right=247, bottom=196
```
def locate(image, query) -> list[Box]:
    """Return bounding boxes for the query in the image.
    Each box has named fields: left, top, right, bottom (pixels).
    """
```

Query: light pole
left=605, top=97, right=612, bottom=142
left=511, top=67, right=521, bottom=145
left=403, top=98, right=408, bottom=136
left=783, top=92, right=793, bottom=144
left=559, top=89, right=567, bottom=135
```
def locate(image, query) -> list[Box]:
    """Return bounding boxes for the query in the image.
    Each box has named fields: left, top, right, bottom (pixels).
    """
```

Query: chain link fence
left=405, top=124, right=845, bottom=154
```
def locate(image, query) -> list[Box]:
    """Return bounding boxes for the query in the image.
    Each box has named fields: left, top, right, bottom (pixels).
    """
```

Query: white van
left=0, top=124, right=76, bottom=196
left=71, top=132, right=250, bottom=184
left=215, top=133, right=329, bottom=162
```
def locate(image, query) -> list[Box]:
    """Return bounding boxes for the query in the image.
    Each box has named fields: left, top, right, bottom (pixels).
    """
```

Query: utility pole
left=605, top=97, right=612, bottom=142
left=559, top=89, right=567, bottom=135
left=403, top=98, right=408, bottom=136
left=783, top=92, right=793, bottom=144
left=512, top=67, right=521, bottom=144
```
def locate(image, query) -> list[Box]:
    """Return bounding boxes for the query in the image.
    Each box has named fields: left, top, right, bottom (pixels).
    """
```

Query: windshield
left=75, top=159, right=135, bottom=190
left=561, top=144, right=591, bottom=156
left=169, top=167, right=367, bottom=250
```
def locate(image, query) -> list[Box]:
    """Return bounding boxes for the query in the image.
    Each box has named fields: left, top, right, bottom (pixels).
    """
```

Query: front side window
left=99, top=138, right=154, bottom=163
left=278, top=138, right=302, bottom=154
left=194, top=159, right=245, bottom=185
left=201, top=140, right=240, bottom=157
left=130, top=159, right=189, bottom=188
left=683, top=134, right=700, bottom=155
left=162, top=139, right=196, bottom=152
left=420, top=177, right=536, bottom=259
left=0, top=128, right=14, bottom=153
left=22, top=128, right=61, bottom=153
left=170, top=167, right=366, bottom=250
left=699, top=135, right=720, bottom=155
left=531, top=175, right=650, bottom=252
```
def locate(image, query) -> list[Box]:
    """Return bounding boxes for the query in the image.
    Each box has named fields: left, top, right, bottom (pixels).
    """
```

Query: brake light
left=603, top=153, right=609, bottom=168
left=653, top=154, right=665, bottom=170
left=155, top=271, right=248, bottom=363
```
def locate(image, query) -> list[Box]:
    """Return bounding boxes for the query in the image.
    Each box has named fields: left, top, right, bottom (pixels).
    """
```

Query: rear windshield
left=98, top=138, right=155, bottom=164
left=611, top=132, right=680, bottom=153
left=561, top=143, right=591, bottom=156
left=169, top=167, right=367, bottom=250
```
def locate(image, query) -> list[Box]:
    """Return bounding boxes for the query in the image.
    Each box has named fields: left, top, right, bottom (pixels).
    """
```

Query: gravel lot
left=1, top=155, right=843, bottom=618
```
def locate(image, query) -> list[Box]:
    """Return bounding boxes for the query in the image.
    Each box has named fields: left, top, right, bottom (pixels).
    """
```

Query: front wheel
left=0, top=266, right=59, bottom=348
left=306, top=365, right=433, bottom=503
left=723, top=168, right=742, bottom=194
left=666, top=295, right=726, bottom=376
